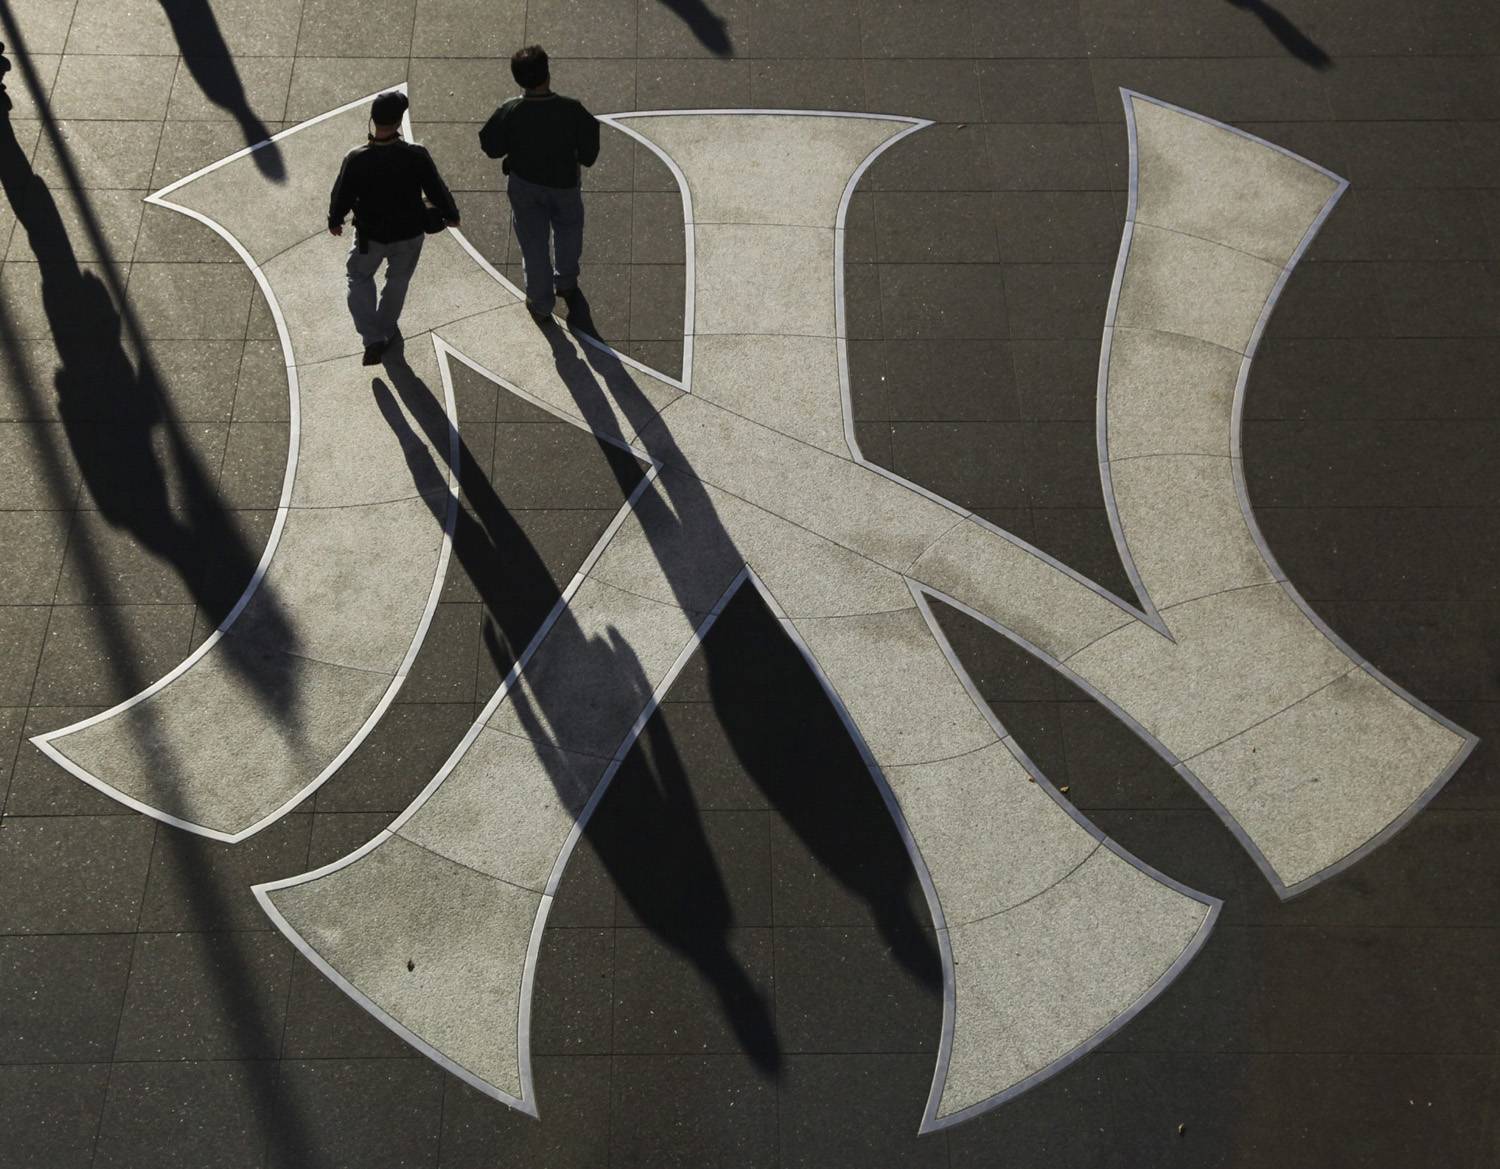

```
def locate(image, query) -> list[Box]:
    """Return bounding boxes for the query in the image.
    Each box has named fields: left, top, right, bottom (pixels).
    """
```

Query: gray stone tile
left=165, top=55, right=294, bottom=124
left=979, top=58, right=1097, bottom=123
left=863, top=59, right=983, bottom=124
left=93, top=1061, right=273, bottom=1169
left=531, top=926, right=613, bottom=1054
left=113, top=929, right=294, bottom=1060
left=32, top=120, right=164, bottom=190
left=49, top=54, right=178, bottom=121
left=874, top=191, right=998, bottom=263
left=748, top=0, right=861, bottom=59
left=295, top=0, right=419, bottom=57
left=66, top=0, right=303, bottom=56
left=0, top=508, right=71, bottom=605
left=0, top=933, right=133, bottom=1062
left=412, top=0, right=526, bottom=57
left=4, top=707, right=124, bottom=817
left=52, top=507, right=202, bottom=606
left=267, top=1060, right=446, bottom=1169
left=0, top=1063, right=110, bottom=1169
left=216, top=420, right=289, bottom=509
left=0, top=422, right=81, bottom=509
left=410, top=121, right=497, bottom=189
left=528, top=0, right=637, bottom=57
left=128, top=263, right=255, bottom=340
left=610, top=1054, right=777, bottom=1168
left=285, top=56, right=408, bottom=120
left=0, top=604, right=55, bottom=705
left=0, top=815, right=156, bottom=933
left=547, top=58, right=637, bottom=114
left=1, top=54, right=60, bottom=123
left=8, top=0, right=79, bottom=53
left=0, top=261, right=129, bottom=339
left=637, top=58, right=750, bottom=109
left=31, top=602, right=196, bottom=706
left=5, top=186, right=145, bottom=265
left=630, top=190, right=681, bottom=265
left=0, top=704, right=24, bottom=799
left=407, top=57, right=510, bottom=123
left=132, top=203, right=244, bottom=264
left=232, top=339, right=290, bottom=422
left=137, top=812, right=313, bottom=930
left=151, top=120, right=261, bottom=189
left=439, top=1057, right=612, bottom=1168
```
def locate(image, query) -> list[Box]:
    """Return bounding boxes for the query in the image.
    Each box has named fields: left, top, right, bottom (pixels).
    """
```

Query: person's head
left=511, top=45, right=549, bottom=91
left=369, top=90, right=408, bottom=137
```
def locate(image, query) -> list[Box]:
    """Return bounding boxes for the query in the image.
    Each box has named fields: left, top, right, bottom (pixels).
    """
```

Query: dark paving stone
left=137, top=813, right=312, bottom=931
left=296, top=0, right=417, bottom=57
left=648, top=701, right=773, bottom=810
left=1243, top=337, right=1500, bottom=421
left=750, top=60, right=867, bottom=111
left=978, top=58, right=1097, bottom=123
left=1021, top=422, right=1104, bottom=506
left=842, top=262, right=885, bottom=338
left=1378, top=261, right=1500, bottom=338
left=397, top=600, right=481, bottom=703
left=1316, top=190, right=1496, bottom=264
left=438, top=1057, right=612, bottom=1169
left=775, top=927, right=940, bottom=1053
left=878, top=264, right=1007, bottom=340
left=1088, top=57, right=1334, bottom=124
left=627, top=262, right=687, bottom=343
left=217, top=421, right=290, bottom=510
left=531, top=926, right=613, bottom=1055
left=311, top=702, right=475, bottom=813
left=1240, top=120, right=1478, bottom=191
left=546, top=832, right=619, bottom=927
left=636, top=0, right=750, bottom=58
left=93, top=1060, right=273, bottom=1169
left=889, top=421, right=1030, bottom=509
left=928, top=598, right=1066, bottom=702
left=860, top=0, right=973, bottom=58
left=1030, top=505, right=1138, bottom=606
left=1311, top=600, right=1500, bottom=702
left=1011, top=336, right=1101, bottom=421
left=1003, top=262, right=1112, bottom=339
left=1057, top=698, right=1200, bottom=811
left=985, top=123, right=1111, bottom=191
left=777, top=1054, right=945, bottom=1169
left=305, top=812, right=391, bottom=869
left=612, top=926, right=776, bottom=1059
left=0, top=1063, right=111, bottom=1169
left=610, top=1054, right=777, bottom=1169
left=1430, top=702, right=1500, bottom=810
left=747, top=0, right=861, bottom=59
left=863, top=60, right=983, bottom=125
left=0, top=933, right=133, bottom=1062
left=946, top=1053, right=1110, bottom=1167
left=281, top=954, right=415, bottom=1060
left=637, top=60, right=751, bottom=109
left=0, top=605, right=54, bottom=706
left=873, top=192, right=998, bottom=264
left=994, top=190, right=1122, bottom=263
left=113, top=930, right=294, bottom=1061
left=0, top=815, right=156, bottom=933
left=266, top=1059, right=446, bottom=1169
left=4, top=706, right=124, bottom=817
left=972, top=0, right=1087, bottom=56
left=863, top=124, right=995, bottom=192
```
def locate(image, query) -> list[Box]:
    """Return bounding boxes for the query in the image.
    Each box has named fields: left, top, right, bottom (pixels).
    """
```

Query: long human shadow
left=552, top=309, right=942, bottom=986
left=1226, top=0, right=1332, bottom=68
left=157, top=0, right=286, bottom=179
left=656, top=0, right=734, bottom=57
left=373, top=341, right=782, bottom=1073
left=0, top=104, right=299, bottom=723
left=0, top=21, right=317, bottom=1168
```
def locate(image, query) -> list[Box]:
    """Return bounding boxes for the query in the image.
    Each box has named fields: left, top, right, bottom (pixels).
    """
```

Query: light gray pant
left=507, top=174, right=584, bottom=314
left=346, top=233, right=424, bottom=347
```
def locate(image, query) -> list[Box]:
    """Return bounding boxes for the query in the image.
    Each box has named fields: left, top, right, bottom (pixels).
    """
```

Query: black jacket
left=478, top=93, right=600, bottom=189
left=327, top=138, right=459, bottom=244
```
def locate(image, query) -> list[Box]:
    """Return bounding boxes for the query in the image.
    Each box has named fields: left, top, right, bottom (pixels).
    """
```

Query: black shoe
left=557, top=286, right=585, bottom=312
left=525, top=299, right=553, bottom=325
left=384, top=327, right=403, bottom=351
left=361, top=341, right=386, bottom=366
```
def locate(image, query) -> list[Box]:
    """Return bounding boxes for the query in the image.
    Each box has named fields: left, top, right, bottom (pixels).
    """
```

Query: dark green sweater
left=478, top=93, right=600, bottom=190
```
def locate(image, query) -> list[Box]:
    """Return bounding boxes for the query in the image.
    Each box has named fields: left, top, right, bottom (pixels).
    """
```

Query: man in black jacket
left=328, top=90, right=460, bottom=365
left=478, top=46, right=600, bottom=321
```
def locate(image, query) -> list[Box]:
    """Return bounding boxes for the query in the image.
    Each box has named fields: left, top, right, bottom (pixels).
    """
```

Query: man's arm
left=417, top=147, right=461, bottom=224
left=328, top=151, right=356, bottom=234
left=576, top=102, right=600, bottom=168
left=478, top=105, right=509, bottom=160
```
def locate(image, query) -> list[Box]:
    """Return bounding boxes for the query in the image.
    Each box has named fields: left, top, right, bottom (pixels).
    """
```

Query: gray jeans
left=507, top=174, right=584, bottom=314
left=346, top=233, right=424, bottom=347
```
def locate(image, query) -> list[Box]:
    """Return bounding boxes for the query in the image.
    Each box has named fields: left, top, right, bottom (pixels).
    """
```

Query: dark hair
left=511, top=45, right=549, bottom=89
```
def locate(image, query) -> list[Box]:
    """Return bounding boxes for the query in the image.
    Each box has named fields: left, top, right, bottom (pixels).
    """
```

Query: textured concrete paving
left=1, top=2, right=1498, bottom=1167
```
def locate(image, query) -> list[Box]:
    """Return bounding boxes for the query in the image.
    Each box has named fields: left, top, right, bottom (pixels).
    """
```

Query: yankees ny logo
left=32, top=88, right=1476, bottom=1131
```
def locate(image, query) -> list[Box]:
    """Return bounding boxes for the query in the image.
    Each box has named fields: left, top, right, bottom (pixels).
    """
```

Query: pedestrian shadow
left=1226, top=0, right=1332, bottom=69
left=157, top=0, right=287, bottom=179
left=656, top=0, right=734, bottom=57
left=0, top=85, right=299, bottom=720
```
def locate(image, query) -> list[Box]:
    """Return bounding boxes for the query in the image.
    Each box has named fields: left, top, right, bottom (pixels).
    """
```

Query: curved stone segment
left=255, top=103, right=1473, bottom=1135
left=32, top=90, right=460, bottom=840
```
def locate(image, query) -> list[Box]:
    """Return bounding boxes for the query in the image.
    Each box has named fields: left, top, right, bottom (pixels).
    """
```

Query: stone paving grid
left=0, top=0, right=1497, bottom=1166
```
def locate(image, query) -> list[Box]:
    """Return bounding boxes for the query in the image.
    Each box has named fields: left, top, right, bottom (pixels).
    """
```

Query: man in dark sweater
left=328, top=90, right=461, bottom=365
left=478, top=46, right=600, bottom=321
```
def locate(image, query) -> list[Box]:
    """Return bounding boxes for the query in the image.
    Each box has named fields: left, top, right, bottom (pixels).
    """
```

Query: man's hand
left=329, top=223, right=343, bottom=236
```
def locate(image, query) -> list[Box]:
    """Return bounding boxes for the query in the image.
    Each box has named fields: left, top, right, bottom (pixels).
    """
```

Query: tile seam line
left=945, top=841, right=1104, bottom=931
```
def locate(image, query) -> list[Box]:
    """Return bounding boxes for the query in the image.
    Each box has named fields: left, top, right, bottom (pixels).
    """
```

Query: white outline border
left=29, top=87, right=464, bottom=843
